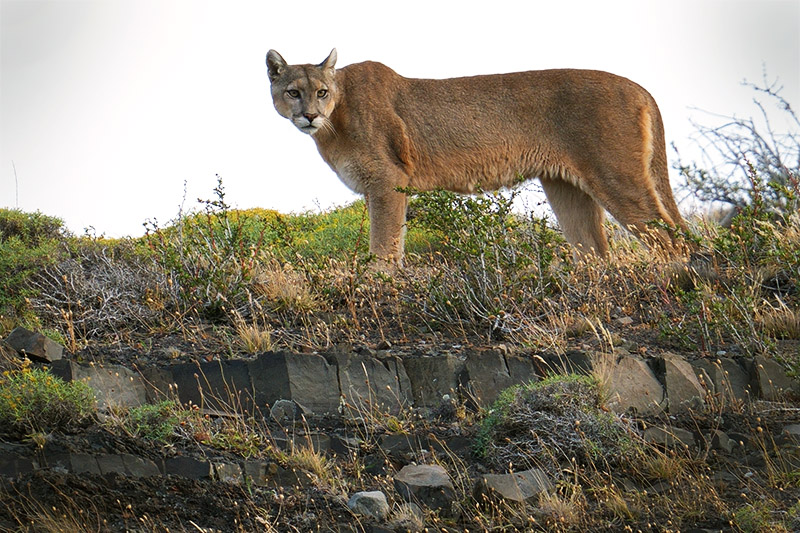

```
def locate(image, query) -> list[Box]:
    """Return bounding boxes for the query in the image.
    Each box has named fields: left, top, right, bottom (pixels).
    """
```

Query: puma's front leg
left=366, top=189, right=408, bottom=264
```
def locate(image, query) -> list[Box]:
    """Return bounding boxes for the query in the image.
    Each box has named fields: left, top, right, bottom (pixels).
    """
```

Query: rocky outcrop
left=4, top=330, right=798, bottom=420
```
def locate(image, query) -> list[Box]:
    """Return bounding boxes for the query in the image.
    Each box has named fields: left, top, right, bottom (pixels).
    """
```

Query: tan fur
left=266, top=49, right=686, bottom=261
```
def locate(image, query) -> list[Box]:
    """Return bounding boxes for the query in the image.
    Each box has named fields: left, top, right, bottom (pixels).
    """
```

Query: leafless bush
left=29, top=243, right=177, bottom=340
left=674, top=70, right=799, bottom=215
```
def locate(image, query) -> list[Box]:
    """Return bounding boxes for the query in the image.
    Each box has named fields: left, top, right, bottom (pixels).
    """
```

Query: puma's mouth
left=294, top=116, right=320, bottom=135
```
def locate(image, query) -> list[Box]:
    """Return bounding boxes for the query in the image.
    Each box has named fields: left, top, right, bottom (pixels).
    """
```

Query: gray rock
left=250, top=351, right=340, bottom=415
left=710, top=429, right=734, bottom=453
left=51, top=359, right=146, bottom=411
left=167, top=359, right=254, bottom=413
left=644, top=425, right=696, bottom=449
left=95, top=454, right=125, bottom=475
left=753, top=356, right=798, bottom=400
left=71, top=453, right=101, bottom=475
left=403, top=355, right=465, bottom=407
left=331, top=352, right=412, bottom=416
left=243, top=459, right=315, bottom=488
left=243, top=460, right=271, bottom=486
left=473, top=467, right=553, bottom=505
left=380, top=433, right=416, bottom=462
left=330, top=435, right=362, bottom=456
left=782, top=424, right=800, bottom=441
left=691, top=358, right=752, bottom=404
left=463, top=350, right=537, bottom=407
left=662, top=352, right=706, bottom=413
left=270, top=399, right=305, bottom=422
left=5, top=327, right=63, bottom=362
left=213, top=461, right=243, bottom=484
left=0, top=448, right=35, bottom=478
left=347, top=490, right=390, bottom=521
left=604, top=355, right=665, bottom=415
left=121, top=454, right=160, bottom=477
left=164, top=456, right=213, bottom=479
left=393, top=464, right=455, bottom=512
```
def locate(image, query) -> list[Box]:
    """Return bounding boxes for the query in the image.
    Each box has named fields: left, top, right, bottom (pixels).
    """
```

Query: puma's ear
left=267, top=50, right=287, bottom=81
left=319, top=48, right=337, bottom=72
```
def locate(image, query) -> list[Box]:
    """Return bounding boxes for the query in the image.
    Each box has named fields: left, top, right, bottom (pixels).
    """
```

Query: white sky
left=1, top=0, right=798, bottom=237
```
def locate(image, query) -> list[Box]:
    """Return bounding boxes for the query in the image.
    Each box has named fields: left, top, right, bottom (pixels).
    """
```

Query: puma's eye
left=286, top=89, right=300, bottom=98
left=317, top=89, right=328, bottom=98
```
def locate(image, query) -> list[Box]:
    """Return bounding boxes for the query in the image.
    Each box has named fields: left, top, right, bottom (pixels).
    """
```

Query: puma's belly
left=410, top=145, right=553, bottom=193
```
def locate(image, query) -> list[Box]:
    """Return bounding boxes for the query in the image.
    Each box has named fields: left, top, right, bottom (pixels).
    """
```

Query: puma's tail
left=647, top=100, right=686, bottom=231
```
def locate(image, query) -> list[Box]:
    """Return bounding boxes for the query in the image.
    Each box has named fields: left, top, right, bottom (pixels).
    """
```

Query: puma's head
left=266, top=49, right=338, bottom=136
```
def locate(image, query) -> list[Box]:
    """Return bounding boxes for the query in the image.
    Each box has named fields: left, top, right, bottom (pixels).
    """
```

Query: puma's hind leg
left=540, top=177, right=608, bottom=256
left=586, top=172, right=684, bottom=255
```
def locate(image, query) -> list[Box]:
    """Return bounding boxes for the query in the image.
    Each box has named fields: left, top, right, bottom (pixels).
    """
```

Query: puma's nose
left=304, top=113, right=318, bottom=122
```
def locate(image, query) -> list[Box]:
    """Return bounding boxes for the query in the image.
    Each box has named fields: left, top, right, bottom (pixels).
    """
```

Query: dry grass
left=757, top=298, right=800, bottom=340
left=251, top=260, right=318, bottom=315
left=233, top=313, right=273, bottom=353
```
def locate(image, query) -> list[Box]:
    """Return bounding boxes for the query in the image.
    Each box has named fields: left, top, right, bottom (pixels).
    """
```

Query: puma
left=266, top=49, right=686, bottom=261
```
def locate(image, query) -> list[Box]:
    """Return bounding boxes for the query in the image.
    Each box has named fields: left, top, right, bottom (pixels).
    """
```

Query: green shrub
left=406, top=186, right=567, bottom=339
left=0, top=366, right=95, bottom=436
left=732, top=501, right=777, bottom=533
left=0, top=208, right=66, bottom=246
left=143, top=176, right=276, bottom=319
left=118, top=400, right=182, bottom=441
left=0, top=209, right=67, bottom=323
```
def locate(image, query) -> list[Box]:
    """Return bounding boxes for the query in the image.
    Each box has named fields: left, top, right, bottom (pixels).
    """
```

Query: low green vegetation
left=474, top=374, right=635, bottom=472
left=0, top=209, right=67, bottom=328
left=0, top=364, right=95, bottom=436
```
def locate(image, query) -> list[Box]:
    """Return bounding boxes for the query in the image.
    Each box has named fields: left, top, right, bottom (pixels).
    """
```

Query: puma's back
left=267, top=49, right=685, bottom=260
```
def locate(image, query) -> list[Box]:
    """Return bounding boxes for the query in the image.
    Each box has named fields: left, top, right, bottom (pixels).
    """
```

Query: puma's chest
left=332, top=159, right=367, bottom=194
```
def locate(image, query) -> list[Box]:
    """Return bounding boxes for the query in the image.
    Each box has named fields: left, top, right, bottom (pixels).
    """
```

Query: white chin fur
left=293, top=117, right=320, bottom=135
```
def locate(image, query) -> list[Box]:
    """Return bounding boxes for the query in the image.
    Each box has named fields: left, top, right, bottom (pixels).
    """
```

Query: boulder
left=121, top=454, right=160, bottom=477
left=710, top=429, right=735, bottom=453
left=242, top=460, right=313, bottom=488
left=662, top=352, right=706, bottom=413
left=71, top=453, right=102, bottom=475
left=691, top=358, right=752, bottom=404
left=0, top=445, right=35, bottom=477
left=329, top=352, right=412, bottom=416
left=473, top=467, right=552, bottom=505
left=463, top=350, right=537, bottom=406
left=269, top=399, right=305, bottom=422
left=213, top=461, right=243, bottom=484
left=163, top=456, right=213, bottom=479
left=347, top=491, right=390, bottom=521
left=167, top=359, right=254, bottom=413
left=403, top=355, right=465, bottom=407
left=393, top=464, right=455, bottom=512
left=5, top=327, right=63, bottom=362
left=250, top=351, right=340, bottom=415
left=51, top=359, right=147, bottom=411
left=753, top=356, right=798, bottom=400
left=604, top=355, right=665, bottom=415
left=644, top=425, right=696, bottom=449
